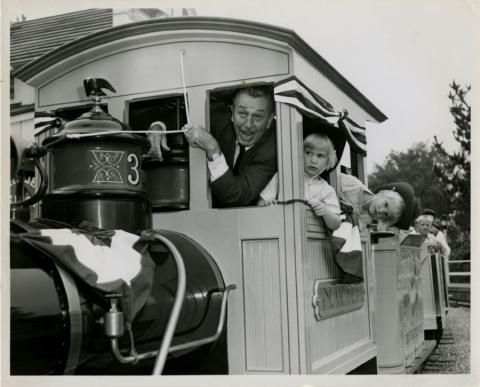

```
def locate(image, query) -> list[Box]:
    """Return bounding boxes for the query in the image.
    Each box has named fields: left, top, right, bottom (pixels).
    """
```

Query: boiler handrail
left=150, top=232, right=187, bottom=375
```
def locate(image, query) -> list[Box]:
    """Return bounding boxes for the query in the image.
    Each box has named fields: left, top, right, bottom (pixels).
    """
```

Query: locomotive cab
left=12, top=17, right=390, bottom=375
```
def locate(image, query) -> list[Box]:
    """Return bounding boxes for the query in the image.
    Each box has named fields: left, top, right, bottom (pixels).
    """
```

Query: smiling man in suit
left=150, top=86, right=277, bottom=207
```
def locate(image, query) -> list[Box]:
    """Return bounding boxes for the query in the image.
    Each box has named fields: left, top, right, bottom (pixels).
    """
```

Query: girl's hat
left=374, top=182, right=420, bottom=230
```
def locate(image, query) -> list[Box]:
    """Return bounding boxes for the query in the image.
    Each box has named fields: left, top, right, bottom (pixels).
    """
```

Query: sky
left=5, top=0, right=479, bottom=173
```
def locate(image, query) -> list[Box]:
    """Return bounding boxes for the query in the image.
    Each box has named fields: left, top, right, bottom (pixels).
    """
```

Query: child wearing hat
left=340, top=174, right=419, bottom=231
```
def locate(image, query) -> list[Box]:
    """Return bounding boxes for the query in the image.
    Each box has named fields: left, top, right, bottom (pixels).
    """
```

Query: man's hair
left=376, top=190, right=405, bottom=226
left=415, top=214, right=432, bottom=225
left=303, top=132, right=337, bottom=169
left=233, top=86, right=274, bottom=113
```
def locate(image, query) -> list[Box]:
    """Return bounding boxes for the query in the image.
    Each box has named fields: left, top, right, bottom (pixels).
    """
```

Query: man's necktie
left=233, top=144, right=245, bottom=175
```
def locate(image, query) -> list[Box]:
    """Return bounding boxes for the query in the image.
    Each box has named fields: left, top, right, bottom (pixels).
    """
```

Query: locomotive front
left=40, top=78, right=151, bottom=232
left=10, top=78, right=234, bottom=375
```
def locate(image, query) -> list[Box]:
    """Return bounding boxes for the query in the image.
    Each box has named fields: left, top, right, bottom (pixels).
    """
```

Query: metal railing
left=447, top=260, right=470, bottom=305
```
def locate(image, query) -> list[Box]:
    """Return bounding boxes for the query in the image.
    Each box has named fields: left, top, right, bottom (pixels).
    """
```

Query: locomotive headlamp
left=10, top=136, right=47, bottom=177
left=10, top=136, right=49, bottom=210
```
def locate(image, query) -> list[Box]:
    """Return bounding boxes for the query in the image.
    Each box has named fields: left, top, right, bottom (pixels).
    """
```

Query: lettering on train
left=312, top=280, right=365, bottom=321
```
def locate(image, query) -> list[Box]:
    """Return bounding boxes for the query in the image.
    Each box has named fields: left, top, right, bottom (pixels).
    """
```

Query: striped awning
left=274, top=76, right=367, bottom=155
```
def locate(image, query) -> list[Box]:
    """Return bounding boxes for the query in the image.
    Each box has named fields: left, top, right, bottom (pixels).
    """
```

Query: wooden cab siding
left=304, top=209, right=376, bottom=374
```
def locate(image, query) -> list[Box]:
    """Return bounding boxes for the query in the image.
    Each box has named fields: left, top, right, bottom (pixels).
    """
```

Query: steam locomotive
left=9, top=17, right=447, bottom=376
left=11, top=77, right=234, bottom=375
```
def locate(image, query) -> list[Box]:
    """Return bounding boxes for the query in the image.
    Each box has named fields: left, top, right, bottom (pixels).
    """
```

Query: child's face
left=368, top=195, right=395, bottom=222
left=415, top=220, right=432, bottom=235
left=304, top=142, right=329, bottom=178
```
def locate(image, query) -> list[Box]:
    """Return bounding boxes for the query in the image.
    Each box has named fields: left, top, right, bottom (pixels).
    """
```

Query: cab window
left=128, top=95, right=189, bottom=212
left=208, top=85, right=277, bottom=209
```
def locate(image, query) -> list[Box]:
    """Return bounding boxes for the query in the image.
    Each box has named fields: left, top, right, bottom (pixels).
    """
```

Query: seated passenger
left=411, top=214, right=436, bottom=239
left=422, top=208, right=451, bottom=258
left=411, top=214, right=440, bottom=261
left=411, top=214, right=450, bottom=257
left=259, top=132, right=341, bottom=231
left=148, top=86, right=277, bottom=207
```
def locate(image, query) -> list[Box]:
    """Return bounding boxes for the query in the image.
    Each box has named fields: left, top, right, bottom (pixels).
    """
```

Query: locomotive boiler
left=10, top=78, right=235, bottom=375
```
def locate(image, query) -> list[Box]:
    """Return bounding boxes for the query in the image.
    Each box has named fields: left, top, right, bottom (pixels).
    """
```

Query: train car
left=372, top=233, right=426, bottom=373
left=419, top=242, right=448, bottom=341
left=10, top=16, right=440, bottom=376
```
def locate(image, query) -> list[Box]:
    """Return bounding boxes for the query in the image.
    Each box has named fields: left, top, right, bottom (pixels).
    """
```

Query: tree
left=432, top=81, right=471, bottom=248
left=368, top=142, right=452, bottom=218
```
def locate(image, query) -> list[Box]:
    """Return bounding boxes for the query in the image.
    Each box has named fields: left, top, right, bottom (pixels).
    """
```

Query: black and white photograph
left=2, top=1, right=477, bottom=386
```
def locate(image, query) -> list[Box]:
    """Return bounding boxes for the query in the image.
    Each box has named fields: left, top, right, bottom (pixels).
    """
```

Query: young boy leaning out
left=259, top=132, right=341, bottom=231
left=340, top=174, right=418, bottom=232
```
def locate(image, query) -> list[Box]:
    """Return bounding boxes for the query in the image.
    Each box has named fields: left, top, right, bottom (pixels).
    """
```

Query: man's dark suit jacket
left=210, top=123, right=277, bottom=207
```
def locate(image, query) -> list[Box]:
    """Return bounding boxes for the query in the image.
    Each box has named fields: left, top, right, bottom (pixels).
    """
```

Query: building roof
left=15, top=16, right=387, bottom=122
left=10, top=9, right=113, bottom=71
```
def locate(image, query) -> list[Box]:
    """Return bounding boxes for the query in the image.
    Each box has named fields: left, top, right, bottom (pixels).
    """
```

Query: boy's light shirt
left=305, top=176, right=341, bottom=215
left=207, top=143, right=252, bottom=182
left=340, top=173, right=373, bottom=210
left=260, top=173, right=342, bottom=216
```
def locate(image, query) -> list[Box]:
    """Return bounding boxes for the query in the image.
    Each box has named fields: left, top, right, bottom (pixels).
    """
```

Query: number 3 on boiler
left=127, top=153, right=139, bottom=185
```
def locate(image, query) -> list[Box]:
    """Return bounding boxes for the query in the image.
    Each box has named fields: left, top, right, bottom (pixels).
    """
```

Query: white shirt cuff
left=208, top=153, right=229, bottom=182
left=260, top=173, right=278, bottom=201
